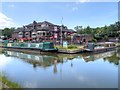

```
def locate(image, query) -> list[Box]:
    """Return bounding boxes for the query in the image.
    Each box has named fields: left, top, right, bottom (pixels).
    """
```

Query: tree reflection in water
left=104, top=52, right=120, bottom=65
left=81, top=48, right=120, bottom=65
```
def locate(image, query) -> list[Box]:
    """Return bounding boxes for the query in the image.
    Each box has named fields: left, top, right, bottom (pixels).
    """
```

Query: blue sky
left=0, top=2, right=118, bottom=29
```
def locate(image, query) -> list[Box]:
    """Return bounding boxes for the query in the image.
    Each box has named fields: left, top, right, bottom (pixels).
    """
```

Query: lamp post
left=115, top=25, right=118, bottom=43
left=60, top=17, right=63, bottom=45
left=60, top=25, right=63, bottom=45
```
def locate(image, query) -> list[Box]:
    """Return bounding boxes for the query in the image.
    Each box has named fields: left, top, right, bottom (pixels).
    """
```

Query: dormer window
left=19, top=32, right=23, bottom=35
left=25, top=32, right=29, bottom=35
left=32, top=32, right=37, bottom=35
left=41, top=23, right=46, bottom=27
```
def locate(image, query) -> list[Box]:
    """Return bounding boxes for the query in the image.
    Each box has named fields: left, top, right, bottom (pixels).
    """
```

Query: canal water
left=0, top=48, right=119, bottom=88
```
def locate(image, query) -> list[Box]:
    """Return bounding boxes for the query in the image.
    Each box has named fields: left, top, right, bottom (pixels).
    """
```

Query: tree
left=74, top=21, right=119, bottom=41
left=2, top=28, right=15, bottom=38
left=74, top=26, right=83, bottom=34
left=84, top=26, right=92, bottom=34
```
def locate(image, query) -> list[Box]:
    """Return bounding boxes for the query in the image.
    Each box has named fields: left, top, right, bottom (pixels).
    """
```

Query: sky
left=0, top=1, right=118, bottom=29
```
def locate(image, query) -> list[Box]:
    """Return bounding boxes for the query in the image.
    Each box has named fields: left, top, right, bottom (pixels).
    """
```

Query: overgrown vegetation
left=0, top=75, right=22, bottom=89
left=2, top=28, right=15, bottom=39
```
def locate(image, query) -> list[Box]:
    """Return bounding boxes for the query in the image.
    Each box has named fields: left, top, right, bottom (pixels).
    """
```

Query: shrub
left=92, top=38, right=97, bottom=43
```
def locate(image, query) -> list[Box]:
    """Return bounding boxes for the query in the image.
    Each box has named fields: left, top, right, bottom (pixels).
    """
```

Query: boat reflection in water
left=4, top=49, right=120, bottom=71
left=1, top=48, right=120, bottom=88
left=5, top=51, right=57, bottom=68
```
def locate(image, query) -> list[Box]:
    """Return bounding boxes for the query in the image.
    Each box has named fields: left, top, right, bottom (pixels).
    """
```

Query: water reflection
left=2, top=48, right=120, bottom=69
left=0, top=48, right=119, bottom=88
left=82, top=51, right=120, bottom=65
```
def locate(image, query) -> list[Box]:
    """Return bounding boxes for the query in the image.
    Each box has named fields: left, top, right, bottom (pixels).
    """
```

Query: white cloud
left=0, top=12, right=14, bottom=29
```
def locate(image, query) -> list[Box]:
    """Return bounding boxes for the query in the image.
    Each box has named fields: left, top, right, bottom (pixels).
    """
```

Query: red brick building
left=12, top=21, right=93, bottom=44
left=12, top=21, right=76, bottom=42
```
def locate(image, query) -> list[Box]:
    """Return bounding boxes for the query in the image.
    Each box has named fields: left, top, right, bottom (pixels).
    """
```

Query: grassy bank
left=0, top=75, right=22, bottom=89
left=0, top=83, right=2, bottom=90
left=55, top=44, right=84, bottom=51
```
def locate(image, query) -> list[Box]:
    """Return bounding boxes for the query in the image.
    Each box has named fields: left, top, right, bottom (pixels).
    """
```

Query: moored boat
left=3, top=41, right=58, bottom=52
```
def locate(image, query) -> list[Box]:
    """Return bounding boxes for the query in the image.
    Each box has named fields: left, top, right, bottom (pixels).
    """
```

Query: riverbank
left=0, top=75, right=22, bottom=89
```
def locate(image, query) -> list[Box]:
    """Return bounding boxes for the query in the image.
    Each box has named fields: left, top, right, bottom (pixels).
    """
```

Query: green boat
left=3, top=41, right=58, bottom=52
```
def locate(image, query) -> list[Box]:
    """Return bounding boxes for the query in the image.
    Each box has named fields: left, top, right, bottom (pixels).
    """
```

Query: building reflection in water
left=71, top=60, right=73, bottom=67
left=33, top=63, right=37, bottom=68
left=3, top=48, right=120, bottom=70
left=53, top=60, right=57, bottom=74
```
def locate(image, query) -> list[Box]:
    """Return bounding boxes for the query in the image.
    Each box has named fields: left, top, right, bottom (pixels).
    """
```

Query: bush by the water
left=92, top=38, right=97, bottom=43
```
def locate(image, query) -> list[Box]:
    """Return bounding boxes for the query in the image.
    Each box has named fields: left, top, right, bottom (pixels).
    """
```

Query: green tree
left=74, top=26, right=83, bottom=34
left=74, top=21, right=120, bottom=41
left=83, top=26, right=92, bottom=34
left=2, top=28, right=15, bottom=38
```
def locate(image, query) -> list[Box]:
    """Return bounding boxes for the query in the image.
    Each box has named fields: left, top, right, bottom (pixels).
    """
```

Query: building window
left=37, top=33, right=40, bottom=35
left=54, top=26, right=57, bottom=31
left=43, top=32, right=45, bottom=36
left=32, top=32, right=37, bottom=37
left=50, top=32, right=53, bottom=36
left=40, top=33, right=42, bottom=36
left=47, top=32, right=50, bottom=36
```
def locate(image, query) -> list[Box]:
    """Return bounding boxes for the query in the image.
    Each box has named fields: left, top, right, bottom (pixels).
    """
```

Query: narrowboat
left=84, top=42, right=117, bottom=53
left=3, top=41, right=58, bottom=52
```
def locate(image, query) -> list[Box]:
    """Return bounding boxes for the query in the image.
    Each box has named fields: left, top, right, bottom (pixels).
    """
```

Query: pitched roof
left=42, top=21, right=54, bottom=25
left=68, top=29, right=76, bottom=33
left=25, top=23, right=33, bottom=27
left=36, top=27, right=52, bottom=31
left=24, top=28, right=33, bottom=32
left=14, top=28, right=24, bottom=33
left=25, top=21, right=55, bottom=27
